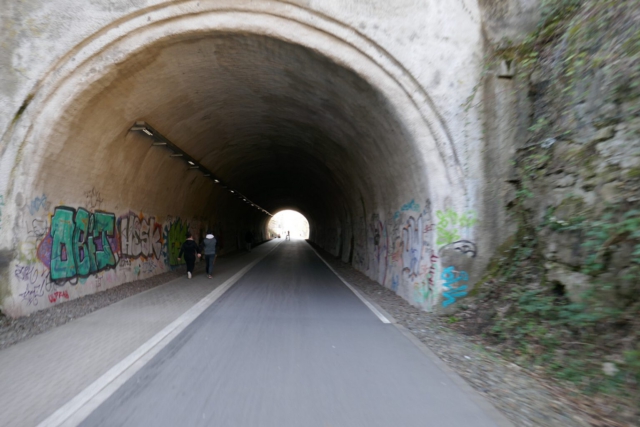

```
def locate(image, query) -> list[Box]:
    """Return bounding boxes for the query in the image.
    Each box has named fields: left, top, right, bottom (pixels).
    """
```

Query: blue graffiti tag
left=391, top=274, right=399, bottom=291
left=441, top=266, right=468, bottom=307
left=400, top=199, right=420, bottom=212
left=29, top=194, right=48, bottom=215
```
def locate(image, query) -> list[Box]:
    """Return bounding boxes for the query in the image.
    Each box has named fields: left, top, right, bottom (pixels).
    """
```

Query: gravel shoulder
left=310, top=243, right=626, bottom=427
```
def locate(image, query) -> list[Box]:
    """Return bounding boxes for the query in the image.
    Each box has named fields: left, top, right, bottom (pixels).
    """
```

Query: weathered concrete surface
left=0, top=0, right=535, bottom=316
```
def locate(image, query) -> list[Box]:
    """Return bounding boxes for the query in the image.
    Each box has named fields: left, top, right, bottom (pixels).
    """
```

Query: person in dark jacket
left=177, top=232, right=201, bottom=279
left=202, top=232, right=217, bottom=279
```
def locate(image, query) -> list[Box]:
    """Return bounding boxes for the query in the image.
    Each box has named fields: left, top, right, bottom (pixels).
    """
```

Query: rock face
left=508, top=0, right=640, bottom=308
left=545, top=262, right=592, bottom=304
left=533, top=111, right=640, bottom=305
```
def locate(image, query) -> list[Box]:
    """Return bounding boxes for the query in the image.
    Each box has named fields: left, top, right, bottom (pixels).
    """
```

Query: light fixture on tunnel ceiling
left=129, top=121, right=272, bottom=217
left=130, top=123, right=154, bottom=136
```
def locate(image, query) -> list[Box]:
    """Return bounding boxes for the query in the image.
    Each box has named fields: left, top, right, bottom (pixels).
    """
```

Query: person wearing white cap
left=203, top=231, right=217, bottom=279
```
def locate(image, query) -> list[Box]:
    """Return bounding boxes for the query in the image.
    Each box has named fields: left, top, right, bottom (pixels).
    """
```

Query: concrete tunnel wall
left=0, top=0, right=532, bottom=317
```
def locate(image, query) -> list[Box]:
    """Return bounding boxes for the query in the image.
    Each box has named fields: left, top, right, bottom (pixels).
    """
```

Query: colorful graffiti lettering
left=48, top=290, right=70, bottom=303
left=402, top=215, right=423, bottom=279
left=385, top=199, right=436, bottom=307
left=435, top=209, right=477, bottom=245
left=414, top=252, right=440, bottom=305
left=48, top=206, right=117, bottom=280
left=166, top=219, right=189, bottom=266
left=441, top=266, right=468, bottom=307
left=118, top=213, right=163, bottom=260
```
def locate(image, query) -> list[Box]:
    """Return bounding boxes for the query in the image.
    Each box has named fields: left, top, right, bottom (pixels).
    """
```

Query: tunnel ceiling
left=39, top=33, right=425, bottom=225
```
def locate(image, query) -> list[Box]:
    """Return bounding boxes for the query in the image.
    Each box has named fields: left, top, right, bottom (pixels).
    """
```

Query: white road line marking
left=309, top=244, right=391, bottom=324
left=38, top=241, right=282, bottom=427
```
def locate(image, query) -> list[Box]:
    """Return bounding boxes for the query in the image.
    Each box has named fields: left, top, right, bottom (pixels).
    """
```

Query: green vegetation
left=458, top=0, right=640, bottom=418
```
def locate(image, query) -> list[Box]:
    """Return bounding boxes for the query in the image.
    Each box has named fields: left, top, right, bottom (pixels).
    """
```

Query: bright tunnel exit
left=269, top=210, right=310, bottom=240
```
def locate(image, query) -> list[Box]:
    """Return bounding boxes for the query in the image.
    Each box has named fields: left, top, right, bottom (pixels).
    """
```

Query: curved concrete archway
left=1, top=0, right=502, bottom=317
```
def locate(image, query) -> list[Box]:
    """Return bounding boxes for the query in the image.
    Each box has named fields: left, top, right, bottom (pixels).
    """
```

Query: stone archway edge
left=1, top=0, right=465, bottom=202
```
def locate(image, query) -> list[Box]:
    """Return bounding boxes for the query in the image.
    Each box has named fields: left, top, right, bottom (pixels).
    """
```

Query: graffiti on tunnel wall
left=436, top=208, right=477, bottom=246
left=356, top=200, right=479, bottom=311
left=118, top=212, right=163, bottom=260
left=441, top=266, right=468, bottom=307
left=166, top=218, right=189, bottom=266
left=9, top=190, right=203, bottom=311
left=45, top=206, right=118, bottom=280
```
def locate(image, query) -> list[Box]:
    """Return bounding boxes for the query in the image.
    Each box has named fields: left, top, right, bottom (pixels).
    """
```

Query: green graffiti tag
left=93, top=211, right=117, bottom=269
left=435, top=209, right=477, bottom=245
left=167, top=219, right=189, bottom=266
left=51, top=207, right=76, bottom=280
left=73, top=208, right=96, bottom=276
left=50, top=206, right=117, bottom=280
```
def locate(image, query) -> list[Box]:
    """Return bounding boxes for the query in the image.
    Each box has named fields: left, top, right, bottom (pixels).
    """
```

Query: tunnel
left=1, top=3, right=493, bottom=318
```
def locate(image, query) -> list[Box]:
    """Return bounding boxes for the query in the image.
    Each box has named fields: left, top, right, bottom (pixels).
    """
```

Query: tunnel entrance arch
left=1, top=0, right=475, bottom=317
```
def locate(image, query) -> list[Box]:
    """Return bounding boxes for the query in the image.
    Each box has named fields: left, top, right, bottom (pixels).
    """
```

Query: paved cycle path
left=79, top=240, right=509, bottom=427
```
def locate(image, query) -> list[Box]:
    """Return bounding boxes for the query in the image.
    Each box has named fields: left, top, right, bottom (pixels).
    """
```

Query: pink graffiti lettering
left=48, top=290, right=70, bottom=303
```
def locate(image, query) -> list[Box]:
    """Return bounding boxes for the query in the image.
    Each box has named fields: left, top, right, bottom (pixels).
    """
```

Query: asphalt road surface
left=80, top=240, right=504, bottom=427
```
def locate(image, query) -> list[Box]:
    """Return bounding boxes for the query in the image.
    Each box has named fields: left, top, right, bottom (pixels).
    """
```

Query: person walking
left=244, top=230, right=253, bottom=252
left=177, top=232, right=201, bottom=279
left=203, top=231, right=217, bottom=279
